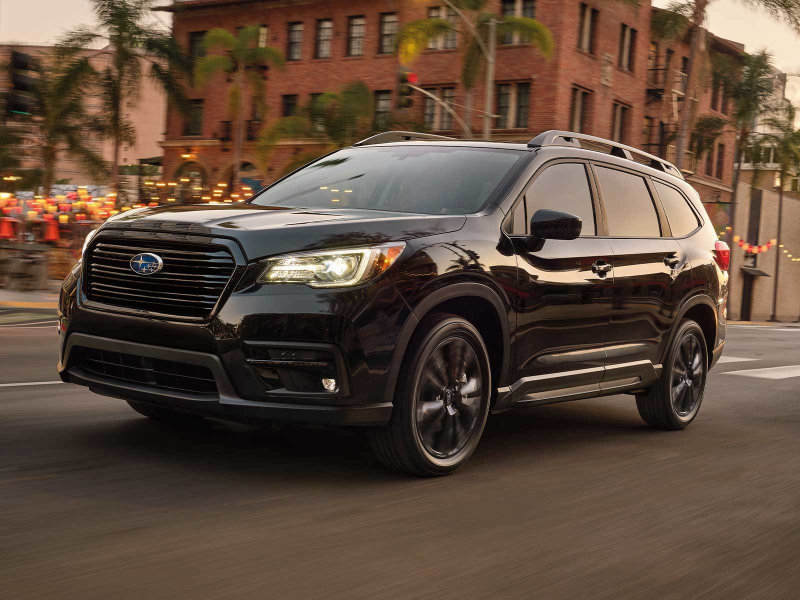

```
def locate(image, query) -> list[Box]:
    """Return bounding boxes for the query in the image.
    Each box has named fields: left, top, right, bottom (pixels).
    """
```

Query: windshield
left=249, top=145, right=525, bottom=215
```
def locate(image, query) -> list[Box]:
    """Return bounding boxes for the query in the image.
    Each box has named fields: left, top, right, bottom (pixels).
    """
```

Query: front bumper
left=60, top=333, right=393, bottom=425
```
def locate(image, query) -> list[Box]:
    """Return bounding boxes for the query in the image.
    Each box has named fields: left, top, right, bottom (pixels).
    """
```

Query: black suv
left=58, top=130, right=729, bottom=476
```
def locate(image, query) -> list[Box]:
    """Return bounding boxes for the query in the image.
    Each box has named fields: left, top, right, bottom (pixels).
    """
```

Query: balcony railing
left=219, top=121, right=232, bottom=142
left=665, top=144, right=697, bottom=174
left=246, top=119, right=262, bottom=141
left=646, top=68, right=689, bottom=95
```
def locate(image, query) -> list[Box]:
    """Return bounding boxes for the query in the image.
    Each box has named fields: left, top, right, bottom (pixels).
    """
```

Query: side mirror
left=530, top=209, right=582, bottom=241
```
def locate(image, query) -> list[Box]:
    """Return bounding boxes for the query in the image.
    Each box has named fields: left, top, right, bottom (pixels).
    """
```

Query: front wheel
left=370, top=314, right=492, bottom=476
left=636, top=319, right=708, bottom=430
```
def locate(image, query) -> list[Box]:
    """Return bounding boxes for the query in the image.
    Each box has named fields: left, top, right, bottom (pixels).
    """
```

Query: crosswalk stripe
left=723, top=365, right=800, bottom=380
left=717, top=356, right=757, bottom=364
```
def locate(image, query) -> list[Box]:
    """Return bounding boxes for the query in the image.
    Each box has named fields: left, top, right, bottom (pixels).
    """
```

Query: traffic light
left=7, top=50, right=38, bottom=117
left=396, top=68, right=418, bottom=109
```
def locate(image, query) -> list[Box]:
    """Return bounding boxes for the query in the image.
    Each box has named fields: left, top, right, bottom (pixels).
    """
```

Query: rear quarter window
left=654, top=181, right=701, bottom=237
left=594, top=166, right=661, bottom=237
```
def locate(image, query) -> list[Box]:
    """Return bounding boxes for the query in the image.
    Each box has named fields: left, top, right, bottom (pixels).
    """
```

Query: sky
left=1, top=0, right=799, bottom=93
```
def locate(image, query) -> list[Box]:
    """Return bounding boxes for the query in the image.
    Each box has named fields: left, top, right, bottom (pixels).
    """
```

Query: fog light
left=322, top=378, right=337, bottom=392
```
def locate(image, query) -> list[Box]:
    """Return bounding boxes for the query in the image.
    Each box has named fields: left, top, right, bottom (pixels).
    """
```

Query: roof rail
left=353, top=131, right=456, bottom=146
left=527, top=130, right=684, bottom=180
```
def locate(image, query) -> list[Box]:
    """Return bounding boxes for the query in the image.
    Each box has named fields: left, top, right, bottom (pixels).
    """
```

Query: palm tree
left=30, top=54, right=109, bottom=196
left=257, top=81, right=375, bottom=176
left=60, top=0, right=192, bottom=193
left=658, top=0, right=800, bottom=172
left=756, top=101, right=800, bottom=321
left=397, top=0, right=553, bottom=138
left=195, top=26, right=284, bottom=189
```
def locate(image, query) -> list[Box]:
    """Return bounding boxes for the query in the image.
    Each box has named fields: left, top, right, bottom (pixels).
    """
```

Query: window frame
left=183, top=99, right=204, bottom=137
left=578, top=3, right=598, bottom=55
left=618, top=24, right=637, bottom=72
left=651, top=178, right=704, bottom=239
left=503, top=158, right=603, bottom=238
left=374, top=90, right=392, bottom=129
left=346, top=15, right=366, bottom=57
left=281, top=94, right=298, bottom=117
left=378, top=12, right=398, bottom=54
left=287, top=22, right=304, bottom=61
left=589, top=160, right=671, bottom=239
left=315, top=19, right=333, bottom=59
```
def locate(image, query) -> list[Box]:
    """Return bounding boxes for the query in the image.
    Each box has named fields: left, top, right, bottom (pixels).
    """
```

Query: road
left=1, top=315, right=799, bottom=599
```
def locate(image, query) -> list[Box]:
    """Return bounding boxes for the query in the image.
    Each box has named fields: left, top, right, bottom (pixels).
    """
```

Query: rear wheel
left=370, top=314, right=492, bottom=476
left=636, top=319, right=707, bottom=430
left=126, top=400, right=206, bottom=425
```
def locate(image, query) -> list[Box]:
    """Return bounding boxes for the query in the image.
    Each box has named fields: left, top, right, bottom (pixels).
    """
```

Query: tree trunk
left=463, top=87, right=473, bottom=138
left=43, top=146, right=56, bottom=198
left=233, top=69, right=245, bottom=190
left=770, top=170, right=785, bottom=321
left=726, top=130, right=747, bottom=319
left=111, top=132, right=120, bottom=194
left=483, top=18, right=496, bottom=141
left=674, top=0, right=708, bottom=171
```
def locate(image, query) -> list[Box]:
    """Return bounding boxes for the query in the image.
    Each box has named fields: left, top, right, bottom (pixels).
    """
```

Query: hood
left=100, top=204, right=467, bottom=261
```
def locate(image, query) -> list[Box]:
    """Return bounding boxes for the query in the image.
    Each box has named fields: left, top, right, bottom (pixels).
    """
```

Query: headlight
left=258, top=243, right=406, bottom=288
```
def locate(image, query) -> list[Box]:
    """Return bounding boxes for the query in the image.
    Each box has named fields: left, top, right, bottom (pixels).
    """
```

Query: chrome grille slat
left=86, top=237, right=236, bottom=319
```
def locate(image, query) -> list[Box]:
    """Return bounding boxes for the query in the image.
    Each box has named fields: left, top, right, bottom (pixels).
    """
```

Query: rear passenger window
left=595, top=166, right=661, bottom=237
left=520, top=163, right=596, bottom=236
left=654, top=181, right=700, bottom=237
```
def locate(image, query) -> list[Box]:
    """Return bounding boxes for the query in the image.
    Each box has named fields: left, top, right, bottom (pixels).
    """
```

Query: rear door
left=506, top=160, right=614, bottom=402
left=591, top=163, right=692, bottom=388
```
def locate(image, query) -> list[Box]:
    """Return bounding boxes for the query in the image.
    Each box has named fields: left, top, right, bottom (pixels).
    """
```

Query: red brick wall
left=162, top=0, right=651, bottom=186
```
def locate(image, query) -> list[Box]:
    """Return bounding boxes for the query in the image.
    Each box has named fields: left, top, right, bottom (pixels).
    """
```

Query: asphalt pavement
left=1, top=317, right=799, bottom=599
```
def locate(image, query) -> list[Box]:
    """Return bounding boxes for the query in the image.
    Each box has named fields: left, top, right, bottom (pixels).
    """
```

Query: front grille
left=76, top=347, right=218, bottom=396
left=85, top=238, right=236, bottom=318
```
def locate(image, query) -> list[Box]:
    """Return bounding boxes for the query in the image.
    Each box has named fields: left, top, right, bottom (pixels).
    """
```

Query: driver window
left=510, top=163, right=597, bottom=236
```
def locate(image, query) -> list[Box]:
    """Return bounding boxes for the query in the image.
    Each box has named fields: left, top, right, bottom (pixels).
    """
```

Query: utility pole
left=770, top=172, right=785, bottom=321
left=483, top=18, right=496, bottom=141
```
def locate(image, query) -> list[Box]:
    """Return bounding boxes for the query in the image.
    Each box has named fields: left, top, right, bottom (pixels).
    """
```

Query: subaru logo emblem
left=130, top=253, right=164, bottom=276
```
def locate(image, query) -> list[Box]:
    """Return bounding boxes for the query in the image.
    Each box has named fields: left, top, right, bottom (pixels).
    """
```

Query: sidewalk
left=0, top=281, right=60, bottom=310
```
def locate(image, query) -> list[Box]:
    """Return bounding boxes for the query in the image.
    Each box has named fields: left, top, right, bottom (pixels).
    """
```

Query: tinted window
left=521, top=163, right=596, bottom=236
left=595, top=166, right=660, bottom=237
left=250, top=146, right=524, bottom=215
left=655, top=181, right=700, bottom=237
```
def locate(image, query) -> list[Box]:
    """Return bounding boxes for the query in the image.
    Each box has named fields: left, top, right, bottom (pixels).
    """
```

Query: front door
left=506, top=161, right=614, bottom=403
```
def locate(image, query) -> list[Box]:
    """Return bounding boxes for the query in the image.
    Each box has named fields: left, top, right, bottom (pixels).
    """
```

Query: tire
left=369, top=313, right=492, bottom=476
left=636, top=319, right=708, bottom=430
left=126, top=400, right=206, bottom=425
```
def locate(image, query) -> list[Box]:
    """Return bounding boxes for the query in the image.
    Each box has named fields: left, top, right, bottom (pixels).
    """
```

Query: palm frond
left=194, top=54, right=233, bottom=87
left=496, top=16, right=554, bottom=57
left=461, top=36, right=485, bottom=90
left=397, top=18, right=456, bottom=64
left=740, top=0, right=800, bottom=33
left=203, top=28, right=237, bottom=53
left=651, top=2, right=693, bottom=41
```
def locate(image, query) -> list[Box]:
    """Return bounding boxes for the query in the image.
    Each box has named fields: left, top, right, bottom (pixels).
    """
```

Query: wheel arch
left=664, top=294, right=718, bottom=368
left=382, top=283, right=512, bottom=406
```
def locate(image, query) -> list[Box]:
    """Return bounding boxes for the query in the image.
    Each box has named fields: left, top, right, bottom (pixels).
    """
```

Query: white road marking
left=723, top=365, right=800, bottom=380
left=0, top=320, right=58, bottom=328
left=728, top=325, right=800, bottom=331
left=717, top=356, right=757, bottom=364
left=0, top=381, right=65, bottom=388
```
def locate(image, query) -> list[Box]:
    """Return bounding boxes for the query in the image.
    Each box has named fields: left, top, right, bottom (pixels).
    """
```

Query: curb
left=0, top=301, right=58, bottom=309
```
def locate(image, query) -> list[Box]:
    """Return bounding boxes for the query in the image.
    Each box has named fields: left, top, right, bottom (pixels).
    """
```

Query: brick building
left=156, top=0, right=652, bottom=190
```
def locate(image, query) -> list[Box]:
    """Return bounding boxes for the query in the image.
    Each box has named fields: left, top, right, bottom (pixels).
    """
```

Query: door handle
left=664, top=254, right=681, bottom=269
left=591, top=260, right=612, bottom=277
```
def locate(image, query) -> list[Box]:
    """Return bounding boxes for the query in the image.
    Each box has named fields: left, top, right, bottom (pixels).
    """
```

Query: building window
left=422, top=87, right=456, bottom=131
left=495, top=82, right=530, bottom=129
left=375, top=90, right=392, bottom=129
left=705, top=146, right=715, bottom=176
left=183, top=100, right=204, bottom=136
left=287, top=22, right=303, bottom=61
left=611, top=102, right=631, bottom=143
left=188, top=31, right=207, bottom=67
left=501, top=0, right=536, bottom=44
left=570, top=86, right=591, bottom=133
left=347, top=16, right=366, bottom=57
left=282, top=94, right=298, bottom=117
left=715, top=143, right=725, bottom=179
left=618, top=24, right=637, bottom=72
left=427, top=7, right=457, bottom=50
left=578, top=4, right=598, bottom=54
left=258, top=24, right=270, bottom=48
left=315, top=19, right=333, bottom=59
left=379, top=13, right=398, bottom=54
left=515, top=82, right=530, bottom=128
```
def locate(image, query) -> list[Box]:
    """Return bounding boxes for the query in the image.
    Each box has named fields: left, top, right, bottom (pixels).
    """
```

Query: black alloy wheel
left=636, top=319, right=708, bottom=430
left=370, top=314, right=492, bottom=476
